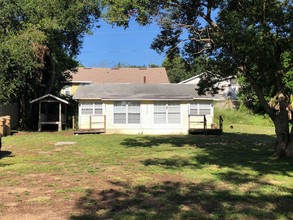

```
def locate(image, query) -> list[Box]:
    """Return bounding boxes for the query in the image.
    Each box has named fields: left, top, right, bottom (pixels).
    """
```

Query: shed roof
left=69, top=67, right=170, bottom=84
left=30, top=94, right=69, bottom=104
left=73, top=83, right=219, bottom=101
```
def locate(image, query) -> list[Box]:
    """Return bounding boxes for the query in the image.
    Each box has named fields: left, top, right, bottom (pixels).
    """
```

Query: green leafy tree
left=162, top=55, right=207, bottom=83
left=0, top=0, right=100, bottom=128
left=102, top=0, right=293, bottom=158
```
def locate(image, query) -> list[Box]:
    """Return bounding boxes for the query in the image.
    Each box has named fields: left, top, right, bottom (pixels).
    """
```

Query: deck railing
left=219, top=115, right=223, bottom=131
left=189, top=115, right=207, bottom=129
left=73, top=115, right=106, bottom=130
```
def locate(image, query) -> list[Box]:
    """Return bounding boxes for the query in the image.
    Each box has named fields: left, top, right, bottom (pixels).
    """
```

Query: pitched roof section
left=69, top=67, right=170, bottom=84
left=30, top=94, right=69, bottom=104
left=73, top=84, right=219, bottom=101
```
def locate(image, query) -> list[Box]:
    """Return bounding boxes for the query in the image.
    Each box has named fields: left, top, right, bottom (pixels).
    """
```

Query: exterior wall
left=61, top=83, right=82, bottom=96
left=183, top=78, right=200, bottom=84
left=104, top=101, right=190, bottom=135
left=71, top=84, right=80, bottom=95
left=189, top=100, right=214, bottom=129
left=78, top=100, right=104, bottom=129
left=78, top=100, right=215, bottom=134
left=181, top=77, right=239, bottom=101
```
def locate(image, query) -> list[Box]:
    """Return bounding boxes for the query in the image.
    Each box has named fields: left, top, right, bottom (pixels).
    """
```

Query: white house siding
left=189, top=101, right=214, bottom=129
left=78, top=100, right=104, bottom=129
left=104, top=101, right=189, bottom=135
left=78, top=100, right=214, bottom=134
left=180, top=75, right=239, bottom=101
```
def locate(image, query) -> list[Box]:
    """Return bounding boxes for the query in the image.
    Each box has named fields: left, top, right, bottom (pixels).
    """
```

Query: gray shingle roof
left=73, top=84, right=219, bottom=101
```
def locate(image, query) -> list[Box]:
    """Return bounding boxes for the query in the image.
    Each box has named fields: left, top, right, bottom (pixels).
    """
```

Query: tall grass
left=214, top=107, right=274, bottom=127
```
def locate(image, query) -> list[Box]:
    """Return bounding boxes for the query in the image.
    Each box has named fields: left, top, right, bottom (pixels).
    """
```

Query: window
left=154, top=103, right=166, bottom=124
left=114, top=102, right=140, bottom=124
left=168, top=103, right=181, bottom=123
left=154, top=102, right=180, bottom=124
left=80, top=102, right=102, bottom=115
left=190, top=102, right=212, bottom=116
left=113, top=102, right=126, bottom=124
left=63, top=86, right=71, bottom=96
left=128, top=102, right=140, bottom=124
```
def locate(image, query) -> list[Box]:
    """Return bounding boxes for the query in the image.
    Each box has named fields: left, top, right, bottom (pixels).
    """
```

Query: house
left=61, top=67, right=170, bottom=96
left=179, top=72, right=239, bottom=100
left=73, top=83, right=220, bottom=135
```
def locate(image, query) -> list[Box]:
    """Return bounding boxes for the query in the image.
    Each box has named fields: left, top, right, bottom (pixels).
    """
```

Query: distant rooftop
left=68, top=67, right=170, bottom=84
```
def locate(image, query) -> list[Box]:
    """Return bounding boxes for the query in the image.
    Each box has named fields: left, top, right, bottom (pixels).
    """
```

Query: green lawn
left=1, top=124, right=293, bottom=219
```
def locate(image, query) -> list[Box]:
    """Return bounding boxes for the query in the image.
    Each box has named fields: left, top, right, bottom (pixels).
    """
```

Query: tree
left=162, top=55, right=207, bottom=83
left=102, top=0, right=293, bottom=158
left=0, top=0, right=100, bottom=128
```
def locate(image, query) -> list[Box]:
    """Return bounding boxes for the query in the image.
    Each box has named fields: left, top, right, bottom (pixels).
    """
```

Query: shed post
left=38, top=101, right=42, bottom=131
left=58, top=102, right=62, bottom=131
left=0, top=117, right=4, bottom=136
left=65, top=104, right=67, bottom=129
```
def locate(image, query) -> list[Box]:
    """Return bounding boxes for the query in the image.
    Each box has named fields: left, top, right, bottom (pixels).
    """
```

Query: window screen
left=114, top=102, right=140, bottom=124
left=154, top=102, right=180, bottom=124
left=81, top=103, right=102, bottom=115
left=190, top=102, right=211, bottom=115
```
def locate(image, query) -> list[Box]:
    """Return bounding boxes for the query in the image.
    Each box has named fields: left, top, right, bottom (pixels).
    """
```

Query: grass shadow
left=122, top=133, right=293, bottom=178
left=0, top=150, right=12, bottom=160
left=71, top=180, right=293, bottom=219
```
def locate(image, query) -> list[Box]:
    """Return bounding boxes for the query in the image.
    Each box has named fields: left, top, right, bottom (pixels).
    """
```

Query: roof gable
left=30, top=94, right=69, bottom=104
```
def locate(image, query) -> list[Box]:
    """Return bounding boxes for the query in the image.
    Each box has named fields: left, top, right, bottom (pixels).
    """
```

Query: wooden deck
left=188, top=128, right=222, bottom=135
left=188, top=115, right=223, bottom=135
left=73, top=129, right=106, bottom=134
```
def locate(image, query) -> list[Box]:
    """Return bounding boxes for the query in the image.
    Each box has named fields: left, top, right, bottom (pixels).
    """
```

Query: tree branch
left=242, top=69, right=276, bottom=119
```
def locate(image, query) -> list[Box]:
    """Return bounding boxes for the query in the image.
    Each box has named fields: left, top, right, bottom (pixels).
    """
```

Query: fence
left=0, top=115, right=11, bottom=137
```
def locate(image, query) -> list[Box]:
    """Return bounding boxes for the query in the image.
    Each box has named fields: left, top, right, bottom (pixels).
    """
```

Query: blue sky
left=77, top=20, right=166, bottom=67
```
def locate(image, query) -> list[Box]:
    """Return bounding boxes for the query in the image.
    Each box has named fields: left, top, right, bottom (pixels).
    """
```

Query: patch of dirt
left=0, top=168, right=191, bottom=219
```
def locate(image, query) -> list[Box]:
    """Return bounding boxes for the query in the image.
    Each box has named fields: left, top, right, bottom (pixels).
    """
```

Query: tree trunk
left=45, top=53, right=56, bottom=94
left=244, top=71, right=293, bottom=158
left=273, top=116, right=288, bottom=157
left=272, top=96, right=293, bottom=158
left=18, top=94, right=26, bottom=130
left=286, top=125, right=293, bottom=158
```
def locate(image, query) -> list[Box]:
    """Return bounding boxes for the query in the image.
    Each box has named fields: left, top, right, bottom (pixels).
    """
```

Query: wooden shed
left=30, top=94, right=69, bottom=131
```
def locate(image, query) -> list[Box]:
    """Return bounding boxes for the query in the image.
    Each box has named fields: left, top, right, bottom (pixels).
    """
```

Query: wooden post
left=65, top=104, right=67, bottom=130
left=104, top=115, right=106, bottom=130
left=72, top=116, right=75, bottom=130
left=58, top=102, right=62, bottom=131
left=0, top=117, right=4, bottom=137
left=219, top=116, right=223, bottom=131
left=4, top=116, right=10, bottom=136
left=203, top=115, right=207, bottom=129
left=89, top=115, right=92, bottom=130
left=38, top=101, right=42, bottom=131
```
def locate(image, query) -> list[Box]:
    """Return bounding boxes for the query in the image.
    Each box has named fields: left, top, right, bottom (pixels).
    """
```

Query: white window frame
left=80, top=102, right=103, bottom=116
left=154, top=102, right=181, bottom=124
left=63, top=86, right=71, bottom=96
left=189, top=102, right=213, bottom=116
left=113, top=101, right=141, bottom=124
